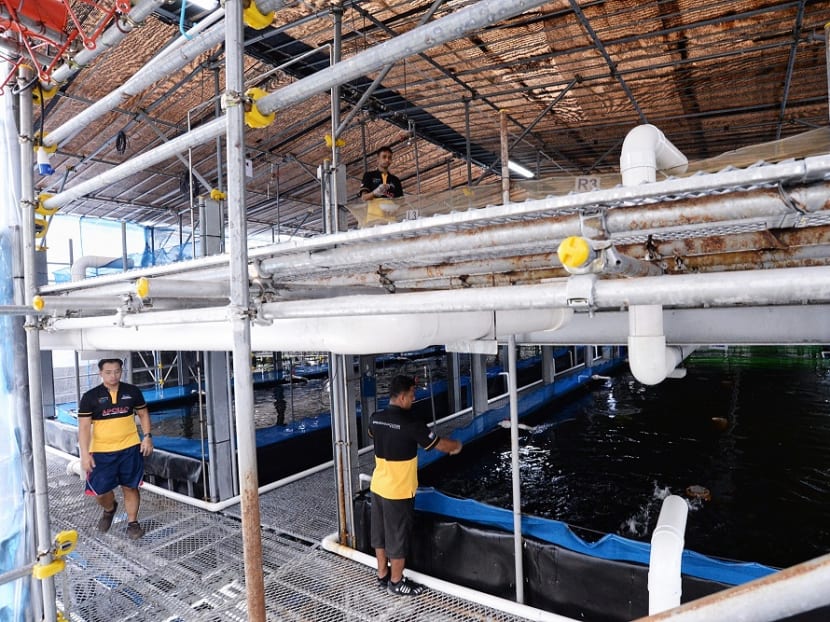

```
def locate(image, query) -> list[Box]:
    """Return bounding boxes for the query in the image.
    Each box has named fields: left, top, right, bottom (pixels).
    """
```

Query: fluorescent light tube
left=507, top=160, right=534, bottom=179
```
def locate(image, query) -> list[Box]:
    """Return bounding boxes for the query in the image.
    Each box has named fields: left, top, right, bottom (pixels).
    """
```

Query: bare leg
left=96, top=490, right=116, bottom=512
left=122, top=486, right=140, bottom=522
left=390, top=558, right=405, bottom=583
left=375, top=549, right=388, bottom=578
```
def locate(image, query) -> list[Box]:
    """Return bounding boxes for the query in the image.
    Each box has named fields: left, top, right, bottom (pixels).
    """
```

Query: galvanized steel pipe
left=43, top=0, right=553, bottom=208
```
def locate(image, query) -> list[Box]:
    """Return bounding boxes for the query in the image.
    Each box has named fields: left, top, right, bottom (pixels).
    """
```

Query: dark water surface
left=434, top=348, right=830, bottom=569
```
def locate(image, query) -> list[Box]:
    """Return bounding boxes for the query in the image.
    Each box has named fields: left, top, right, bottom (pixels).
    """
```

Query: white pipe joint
left=620, top=124, right=688, bottom=186
left=71, top=255, right=129, bottom=281
left=628, top=304, right=696, bottom=385
left=649, top=495, right=689, bottom=614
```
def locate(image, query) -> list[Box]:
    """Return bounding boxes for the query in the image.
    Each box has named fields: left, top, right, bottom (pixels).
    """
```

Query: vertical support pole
left=358, top=354, right=376, bottom=448
left=330, top=353, right=358, bottom=547
left=826, top=22, right=830, bottom=125
left=19, top=66, right=57, bottom=622
left=200, top=198, right=235, bottom=501
left=541, top=345, right=555, bottom=385
left=224, top=1, right=265, bottom=619
left=328, top=3, right=343, bottom=236
left=328, top=1, right=358, bottom=547
left=446, top=351, right=463, bottom=413
left=507, top=334, right=524, bottom=604
left=214, top=64, right=225, bottom=196
left=470, top=354, right=488, bottom=415
left=500, top=109, right=510, bottom=205
left=464, top=98, right=472, bottom=185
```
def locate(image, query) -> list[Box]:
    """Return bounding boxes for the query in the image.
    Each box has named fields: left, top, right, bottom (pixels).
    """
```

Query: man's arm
left=78, top=416, right=94, bottom=472
left=136, top=406, right=153, bottom=457
left=435, top=437, right=462, bottom=455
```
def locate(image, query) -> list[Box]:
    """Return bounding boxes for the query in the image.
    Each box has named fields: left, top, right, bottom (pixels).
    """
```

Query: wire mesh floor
left=47, top=453, right=530, bottom=621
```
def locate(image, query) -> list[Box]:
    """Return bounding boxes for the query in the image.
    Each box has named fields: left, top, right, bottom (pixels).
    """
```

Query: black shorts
left=370, top=493, right=414, bottom=559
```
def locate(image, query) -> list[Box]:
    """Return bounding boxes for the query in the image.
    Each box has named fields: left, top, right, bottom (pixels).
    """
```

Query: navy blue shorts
left=85, top=445, right=144, bottom=496
left=370, top=493, right=414, bottom=559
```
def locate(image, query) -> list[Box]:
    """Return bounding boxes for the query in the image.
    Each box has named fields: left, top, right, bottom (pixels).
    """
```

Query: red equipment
left=0, top=0, right=131, bottom=92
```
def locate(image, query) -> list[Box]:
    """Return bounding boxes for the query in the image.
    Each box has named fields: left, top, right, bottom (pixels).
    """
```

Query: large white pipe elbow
left=620, top=124, right=688, bottom=186
left=71, top=256, right=131, bottom=281
left=648, top=495, right=689, bottom=614
left=627, top=304, right=696, bottom=385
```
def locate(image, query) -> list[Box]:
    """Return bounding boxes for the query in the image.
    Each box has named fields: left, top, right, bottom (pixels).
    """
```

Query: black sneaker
left=376, top=571, right=390, bottom=588
left=387, top=577, right=426, bottom=596
left=97, top=502, right=118, bottom=533
left=126, top=521, right=144, bottom=540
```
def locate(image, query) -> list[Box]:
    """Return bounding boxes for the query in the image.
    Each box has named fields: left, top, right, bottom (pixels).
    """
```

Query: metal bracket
left=377, top=267, right=396, bottom=293
left=565, top=274, right=598, bottom=313
left=579, top=209, right=608, bottom=240
left=445, top=339, right=498, bottom=355
left=221, top=90, right=245, bottom=110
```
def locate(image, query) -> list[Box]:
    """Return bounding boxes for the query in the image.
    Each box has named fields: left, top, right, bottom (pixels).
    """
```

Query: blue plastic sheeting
left=0, top=88, right=28, bottom=620
left=415, top=488, right=776, bottom=587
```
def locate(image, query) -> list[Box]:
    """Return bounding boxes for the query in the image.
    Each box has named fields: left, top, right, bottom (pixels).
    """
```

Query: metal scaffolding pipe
left=18, top=68, right=57, bottom=622
left=41, top=168, right=830, bottom=292
left=42, top=0, right=552, bottom=208
left=43, top=1, right=285, bottom=148
left=256, top=0, right=552, bottom=115
left=224, top=1, right=265, bottom=618
left=39, top=266, right=830, bottom=344
left=257, top=189, right=815, bottom=279
left=259, top=265, right=830, bottom=317
left=507, top=335, right=525, bottom=604
left=44, top=0, right=168, bottom=89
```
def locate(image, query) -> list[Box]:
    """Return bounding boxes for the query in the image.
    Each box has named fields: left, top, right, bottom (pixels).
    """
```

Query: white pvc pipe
left=320, top=533, right=577, bottom=622
left=620, top=124, right=688, bottom=186
left=648, top=495, right=689, bottom=614
left=628, top=305, right=697, bottom=385
left=70, top=255, right=125, bottom=281
left=621, top=126, right=694, bottom=384
left=41, top=310, right=568, bottom=354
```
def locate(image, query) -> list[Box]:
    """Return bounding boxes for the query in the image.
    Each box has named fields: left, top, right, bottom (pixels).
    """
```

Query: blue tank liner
left=414, top=488, right=777, bottom=586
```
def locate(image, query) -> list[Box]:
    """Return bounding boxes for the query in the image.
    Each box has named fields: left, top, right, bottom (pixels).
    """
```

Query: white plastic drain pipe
left=628, top=305, right=697, bottom=385
left=70, top=255, right=127, bottom=281
left=40, top=309, right=571, bottom=354
left=621, top=125, right=695, bottom=384
left=648, top=495, right=689, bottom=614
left=621, top=124, right=688, bottom=186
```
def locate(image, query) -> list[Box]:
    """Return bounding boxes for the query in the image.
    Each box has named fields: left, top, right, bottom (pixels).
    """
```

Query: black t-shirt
left=359, top=170, right=403, bottom=198
left=369, top=404, right=438, bottom=499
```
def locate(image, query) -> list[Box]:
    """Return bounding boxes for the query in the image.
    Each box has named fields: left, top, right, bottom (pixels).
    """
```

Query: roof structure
left=27, top=0, right=830, bottom=240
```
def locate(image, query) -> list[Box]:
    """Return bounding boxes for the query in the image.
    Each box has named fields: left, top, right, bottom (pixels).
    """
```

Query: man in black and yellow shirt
left=78, top=358, right=153, bottom=540
left=369, top=375, right=462, bottom=596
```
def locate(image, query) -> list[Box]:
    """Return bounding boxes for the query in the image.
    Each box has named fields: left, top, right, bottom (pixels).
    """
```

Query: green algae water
left=434, top=347, right=830, bottom=569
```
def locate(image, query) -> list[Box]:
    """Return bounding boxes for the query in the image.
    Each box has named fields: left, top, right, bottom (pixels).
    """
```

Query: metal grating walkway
left=47, top=453, right=530, bottom=621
